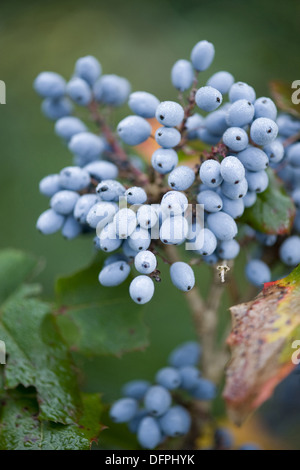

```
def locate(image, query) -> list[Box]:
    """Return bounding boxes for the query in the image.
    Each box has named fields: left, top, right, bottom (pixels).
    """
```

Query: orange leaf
left=223, top=264, right=300, bottom=425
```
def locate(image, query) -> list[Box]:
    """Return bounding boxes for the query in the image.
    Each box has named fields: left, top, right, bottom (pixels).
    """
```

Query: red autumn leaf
left=223, top=264, right=300, bottom=425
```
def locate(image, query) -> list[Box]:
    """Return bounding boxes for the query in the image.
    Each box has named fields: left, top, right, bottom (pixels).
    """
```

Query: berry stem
left=88, top=100, right=150, bottom=185
left=282, top=130, right=300, bottom=147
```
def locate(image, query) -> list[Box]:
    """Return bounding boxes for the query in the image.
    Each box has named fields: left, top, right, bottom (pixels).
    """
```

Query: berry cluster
left=34, top=40, right=299, bottom=304
left=109, top=341, right=216, bottom=449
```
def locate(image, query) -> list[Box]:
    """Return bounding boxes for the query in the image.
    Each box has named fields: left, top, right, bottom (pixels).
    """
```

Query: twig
left=283, top=130, right=300, bottom=147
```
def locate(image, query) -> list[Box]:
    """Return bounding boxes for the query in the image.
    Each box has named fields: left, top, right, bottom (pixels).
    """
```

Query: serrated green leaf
left=55, top=255, right=148, bottom=356
left=270, top=80, right=300, bottom=118
left=0, top=249, right=82, bottom=424
left=240, top=169, right=295, bottom=235
left=0, top=390, right=102, bottom=450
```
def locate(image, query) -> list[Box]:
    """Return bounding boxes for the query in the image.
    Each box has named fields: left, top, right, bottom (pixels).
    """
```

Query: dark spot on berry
left=137, top=297, right=142, bottom=302
left=267, top=128, right=272, bottom=134
left=120, top=265, right=124, bottom=271
left=234, top=180, right=240, bottom=184
left=163, top=239, right=168, bottom=243
left=217, top=205, right=221, bottom=208
left=146, top=220, right=150, bottom=225
left=187, top=285, right=191, bottom=290
left=128, top=192, right=132, bottom=196
left=211, top=178, right=216, bottom=183
left=158, top=132, right=162, bottom=136
left=239, top=194, right=243, bottom=198
left=270, top=153, right=274, bottom=158
left=202, top=252, right=208, bottom=256
left=236, top=136, right=241, bottom=141
left=160, top=115, right=164, bottom=120
left=170, top=182, right=175, bottom=187
left=158, top=163, right=162, bottom=168
left=216, top=97, right=221, bottom=102
left=256, top=188, right=261, bottom=192
left=138, top=246, right=143, bottom=250
left=262, top=99, right=267, bottom=104
left=247, top=101, right=251, bottom=106
left=168, top=204, right=172, bottom=209
left=100, top=186, right=108, bottom=192
left=104, top=248, right=107, bottom=251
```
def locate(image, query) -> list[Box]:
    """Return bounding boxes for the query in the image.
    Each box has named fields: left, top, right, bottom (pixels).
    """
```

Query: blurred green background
left=1, top=0, right=300, bottom=449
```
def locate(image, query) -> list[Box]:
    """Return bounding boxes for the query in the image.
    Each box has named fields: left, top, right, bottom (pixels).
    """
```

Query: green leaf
left=0, top=249, right=82, bottom=424
left=0, top=249, right=37, bottom=305
left=270, top=80, right=300, bottom=118
left=0, top=390, right=103, bottom=450
left=55, top=256, right=148, bottom=356
left=240, top=169, right=295, bottom=235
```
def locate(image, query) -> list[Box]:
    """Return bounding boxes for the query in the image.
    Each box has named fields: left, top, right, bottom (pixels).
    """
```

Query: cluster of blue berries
left=34, top=40, right=299, bottom=302
left=109, top=341, right=216, bottom=449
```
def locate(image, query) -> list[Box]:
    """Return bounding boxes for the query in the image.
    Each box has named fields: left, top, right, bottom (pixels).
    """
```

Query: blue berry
left=93, top=74, right=131, bottom=106
left=243, top=191, right=257, bottom=208
left=239, top=443, right=261, bottom=450
left=137, top=205, right=158, bottom=229
left=98, top=260, right=131, bottom=287
left=218, top=239, right=240, bottom=260
left=185, top=113, right=204, bottom=139
left=263, top=139, right=284, bottom=164
left=86, top=201, right=118, bottom=229
left=237, top=146, right=269, bottom=171
left=155, top=367, right=181, bottom=390
left=168, top=166, right=195, bottom=190
left=98, top=222, right=122, bottom=253
left=155, top=127, right=181, bottom=148
left=191, top=378, right=216, bottom=400
left=125, top=186, right=147, bottom=204
left=134, top=251, right=157, bottom=274
left=117, top=115, right=151, bottom=145
left=55, top=116, right=87, bottom=141
left=254, top=97, right=277, bottom=121
left=128, top=91, right=160, bottom=118
left=207, top=71, right=234, bottom=94
left=279, top=236, right=300, bottom=266
left=221, top=178, right=248, bottom=199
left=250, top=118, right=278, bottom=146
left=160, top=216, right=188, bottom=245
left=195, top=228, right=217, bottom=256
left=34, top=71, right=66, bottom=98
left=197, top=190, right=223, bottom=212
left=74, top=55, right=102, bottom=86
left=168, top=341, right=201, bottom=368
left=199, top=160, right=223, bottom=188
left=151, top=149, right=178, bottom=174
left=59, top=166, right=91, bottom=191
left=222, top=127, right=248, bottom=151
left=110, top=398, right=138, bottom=423
left=159, top=406, right=191, bottom=437
left=229, top=82, right=256, bottom=103
left=245, top=169, right=269, bottom=193
left=197, top=127, right=221, bottom=145
left=155, top=101, right=184, bottom=127
left=215, top=428, right=234, bottom=449
left=84, top=161, right=118, bottom=181
left=39, top=174, right=61, bottom=197
left=69, top=132, right=106, bottom=162
left=122, top=380, right=151, bottom=400
left=205, top=110, right=228, bottom=136
left=286, top=143, right=300, bottom=167
left=220, top=156, right=245, bottom=184
left=36, top=209, right=65, bottom=235
left=207, top=212, right=238, bottom=240
left=41, top=97, right=73, bottom=120
left=137, top=417, right=162, bottom=449
left=50, top=190, right=80, bottom=215
left=170, top=262, right=195, bottom=292
left=161, top=191, right=188, bottom=216
left=226, top=99, right=255, bottom=127
left=255, top=232, right=277, bottom=246
left=195, top=86, right=222, bottom=112
left=245, top=259, right=271, bottom=286
left=66, top=77, right=92, bottom=106
left=96, top=179, right=125, bottom=202
left=171, top=59, right=194, bottom=91
left=221, top=195, right=244, bottom=218
left=113, top=208, right=137, bottom=238
left=62, top=215, right=82, bottom=239
left=128, top=227, right=151, bottom=252
left=144, top=385, right=171, bottom=417
left=190, top=40, right=215, bottom=71
left=178, top=366, right=200, bottom=390
left=129, top=275, right=155, bottom=304
left=73, top=194, right=98, bottom=224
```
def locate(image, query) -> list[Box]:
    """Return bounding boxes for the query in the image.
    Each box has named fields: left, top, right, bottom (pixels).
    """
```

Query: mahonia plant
left=33, top=40, right=300, bottom=449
